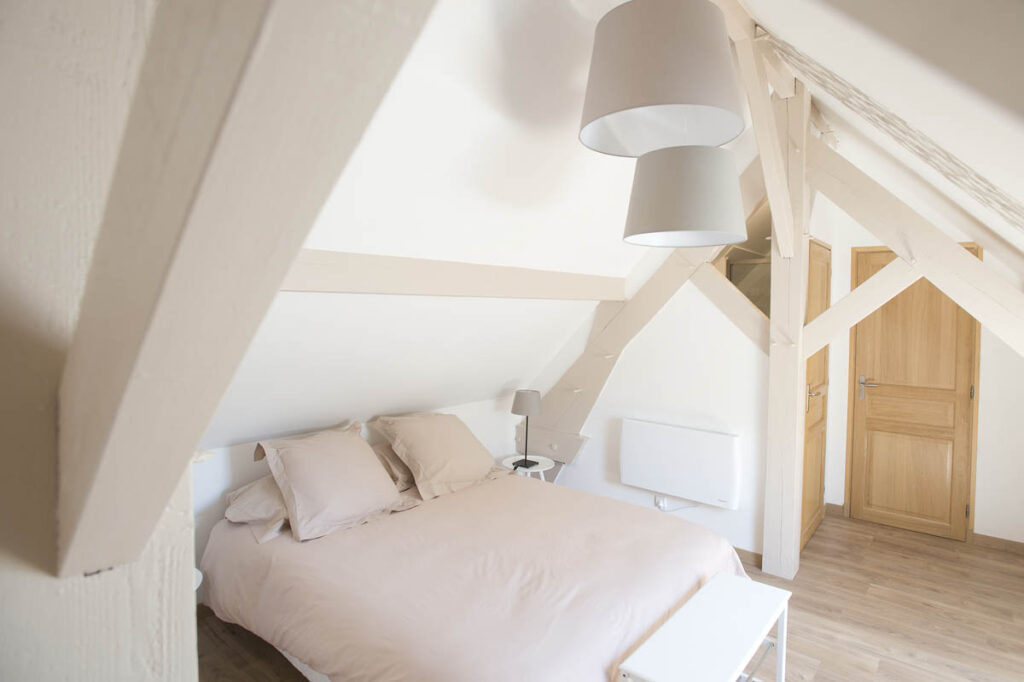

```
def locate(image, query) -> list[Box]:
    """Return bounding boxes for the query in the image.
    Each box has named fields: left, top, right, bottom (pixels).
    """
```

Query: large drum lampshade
left=580, top=0, right=745, bottom=157
left=624, top=146, right=747, bottom=247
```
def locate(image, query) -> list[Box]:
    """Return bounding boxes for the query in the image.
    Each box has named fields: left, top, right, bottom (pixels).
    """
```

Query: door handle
left=858, top=375, right=879, bottom=400
left=806, top=384, right=822, bottom=412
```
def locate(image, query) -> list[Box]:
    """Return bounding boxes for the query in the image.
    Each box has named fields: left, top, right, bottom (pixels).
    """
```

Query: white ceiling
left=304, top=0, right=757, bottom=277
left=742, top=0, right=1024, bottom=207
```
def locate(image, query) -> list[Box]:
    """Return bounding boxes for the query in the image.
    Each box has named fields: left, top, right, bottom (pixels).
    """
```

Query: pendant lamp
left=624, top=146, right=746, bottom=247
left=579, top=0, right=744, bottom=157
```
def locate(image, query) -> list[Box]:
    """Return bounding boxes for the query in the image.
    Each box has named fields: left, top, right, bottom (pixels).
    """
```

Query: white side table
left=501, top=455, right=555, bottom=482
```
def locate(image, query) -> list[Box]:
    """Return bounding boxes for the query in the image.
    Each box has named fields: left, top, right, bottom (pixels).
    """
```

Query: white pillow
left=372, top=413, right=494, bottom=500
left=259, top=423, right=403, bottom=541
left=225, top=475, right=288, bottom=544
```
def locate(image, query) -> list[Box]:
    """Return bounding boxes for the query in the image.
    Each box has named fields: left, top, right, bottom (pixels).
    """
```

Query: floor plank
left=197, top=605, right=306, bottom=682
left=744, top=514, right=1024, bottom=681
left=197, top=514, right=1024, bottom=681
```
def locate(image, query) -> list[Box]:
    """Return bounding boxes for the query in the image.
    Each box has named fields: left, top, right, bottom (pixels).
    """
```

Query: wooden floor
left=197, top=605, right=306, bottom=682
left=197, top=514, right=1024, bottom=681
left=743, top=514, right=1024, bottom=681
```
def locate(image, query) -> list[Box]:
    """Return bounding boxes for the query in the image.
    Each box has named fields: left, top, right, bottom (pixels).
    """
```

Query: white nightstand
left=501, top=455, right=555, bottom=481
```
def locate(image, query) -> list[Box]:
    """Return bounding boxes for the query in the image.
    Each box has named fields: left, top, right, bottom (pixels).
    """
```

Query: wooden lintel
left=802, top=258, right=921, bottom=359
left=282, top=250, right=627, bottom=301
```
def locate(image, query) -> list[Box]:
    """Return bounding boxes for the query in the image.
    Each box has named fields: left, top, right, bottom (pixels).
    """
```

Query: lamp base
left=512, top=458, right=538, bottom=469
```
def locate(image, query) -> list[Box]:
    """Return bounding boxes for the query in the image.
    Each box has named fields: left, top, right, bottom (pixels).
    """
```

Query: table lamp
left=512, top=389, right=542, bottom=469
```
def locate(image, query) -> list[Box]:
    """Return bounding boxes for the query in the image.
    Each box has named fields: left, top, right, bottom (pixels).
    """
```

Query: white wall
left=0, top=1, right=197, bottom=679
left=202, top=293, right=595, bottom=447
left=974, top=331, right=1024, bottom=542
left=557, top=285, right=769, bottom=554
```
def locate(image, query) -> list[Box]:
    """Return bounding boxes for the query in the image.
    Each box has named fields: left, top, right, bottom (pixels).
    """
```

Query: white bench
left=619, top=574, right=791, bottom=682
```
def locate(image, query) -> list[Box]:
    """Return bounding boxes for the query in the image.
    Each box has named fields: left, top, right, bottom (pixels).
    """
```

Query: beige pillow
left=369, top=435, right=416, bottom=493
left=372, top=413, right=494, bottom=500
left=225, top=475, right=288, bottom=543
left=260, top=423, right=402, bottom=541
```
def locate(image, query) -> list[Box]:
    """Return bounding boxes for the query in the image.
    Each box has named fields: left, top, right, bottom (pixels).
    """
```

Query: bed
left=202, top=473, right=744, bottom=681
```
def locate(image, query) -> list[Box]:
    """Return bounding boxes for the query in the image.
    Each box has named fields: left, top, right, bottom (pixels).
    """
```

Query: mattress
left=202, top=474, right=745, bottom=682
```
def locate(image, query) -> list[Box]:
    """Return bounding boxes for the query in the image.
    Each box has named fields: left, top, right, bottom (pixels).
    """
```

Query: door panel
left=865, top=431, right=952, bottom=521
left=849, top=247, right=978, bottom=540
left=801, top=241, right=831, bottom=549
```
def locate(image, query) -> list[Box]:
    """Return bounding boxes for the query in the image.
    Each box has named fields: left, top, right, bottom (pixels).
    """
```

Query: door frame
left=842, top=244, right=982, bottom=533
left=801, top=238, right=832, bottom=550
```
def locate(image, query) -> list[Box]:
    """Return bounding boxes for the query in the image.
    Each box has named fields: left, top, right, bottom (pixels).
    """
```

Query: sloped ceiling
left=200, top=294, right=595, bottom=447
left=743, top=0, right=1024, bottom=245
left=202, top=0, right=1023, bottom=447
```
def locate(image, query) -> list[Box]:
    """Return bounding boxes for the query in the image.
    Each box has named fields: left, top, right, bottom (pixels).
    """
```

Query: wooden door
left=848, top=246, right=979, bottom=540
left=801, top=240, right=831, bottom=549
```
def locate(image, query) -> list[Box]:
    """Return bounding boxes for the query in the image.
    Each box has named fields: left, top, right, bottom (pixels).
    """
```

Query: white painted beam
left=808, top=138, right=1024, bottom=359
left=787, top=83, right=811, bottom=235
left=734, top=38, right=795, bottom=257
left=527, top=155, right=768, bottom=462
left=691, top=264, right=769, bottom=353
left=524, top=247, right=718, bottom=463
left=710, top=0, right=756, bottom=41
left=762, top=232, right=809, bottom=579
left=802, top=258, right=921, bottom=359
left=282, top=249, right=627, bottom=301
left=57, top=0, right=435, bottom=576
left=760, top=40, right=795, bottom=99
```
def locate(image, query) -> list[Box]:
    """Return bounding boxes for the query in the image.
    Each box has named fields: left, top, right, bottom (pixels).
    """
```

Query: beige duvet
left=202, top=475, right=744, bottom=682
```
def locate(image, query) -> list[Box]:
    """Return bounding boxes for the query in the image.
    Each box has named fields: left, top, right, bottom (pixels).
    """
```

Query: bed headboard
left=619, top=418, right=740, bottom=510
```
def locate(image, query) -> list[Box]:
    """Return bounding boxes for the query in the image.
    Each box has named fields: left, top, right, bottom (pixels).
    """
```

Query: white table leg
left=776, top=604, right=787, bottom=681
left=538, top=470, right=546, bottom=482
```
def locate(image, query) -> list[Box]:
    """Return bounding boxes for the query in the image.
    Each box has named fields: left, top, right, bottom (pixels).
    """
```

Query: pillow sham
left=259, top=423, right=403, bottom=541
left=369, top=437, right=416, bottom=493
left=372, top=413, right=494, bottom=501
left=225, top=475, right=288, bottom=544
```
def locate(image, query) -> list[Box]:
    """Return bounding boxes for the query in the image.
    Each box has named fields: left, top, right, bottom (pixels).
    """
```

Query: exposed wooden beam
left=802, top=258, right=921, bottom=359
left=761, top=71, right=811, bottom=579
left=762, top=231, right=809, bottom=579
left=528, top=154, right=768, bottom=462
left=524, top=247, right=719, bottom=463
left=734, top=38, right=795, bottom=257
left=57, top=0, right=435, bottom=576
left=710, top=0, right=756, bottom=41
left=691, top=263, right=769, bottom=353
left=787, top=82, right=811, bottom=235
left=760, top=40, right=795, bottom=98
left=282, top=250, right=627, bottom=301
left=808, top=138, right=1024, bottom=359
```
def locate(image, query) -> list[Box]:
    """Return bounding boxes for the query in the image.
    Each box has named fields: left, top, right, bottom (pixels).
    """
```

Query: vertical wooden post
left=762, top=85, right=811, bottom=579
left=763, top=234, right=809, bottom=578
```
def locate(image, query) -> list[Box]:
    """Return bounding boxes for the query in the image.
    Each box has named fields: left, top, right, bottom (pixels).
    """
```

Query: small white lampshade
left=624, top=146, right=747, bottom=247
left=579, top=0, right=745, bottom=157
left=511, top=390, right=542, bottom=417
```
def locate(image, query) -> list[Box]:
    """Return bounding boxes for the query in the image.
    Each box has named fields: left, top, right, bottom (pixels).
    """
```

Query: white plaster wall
left=556, top=285, right=769, bottom=554
left=202, top=293, right=595, bottom=447
left=0, top=1, right=197, bottom=679
left=974, top=331, right=1024, bottom=543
